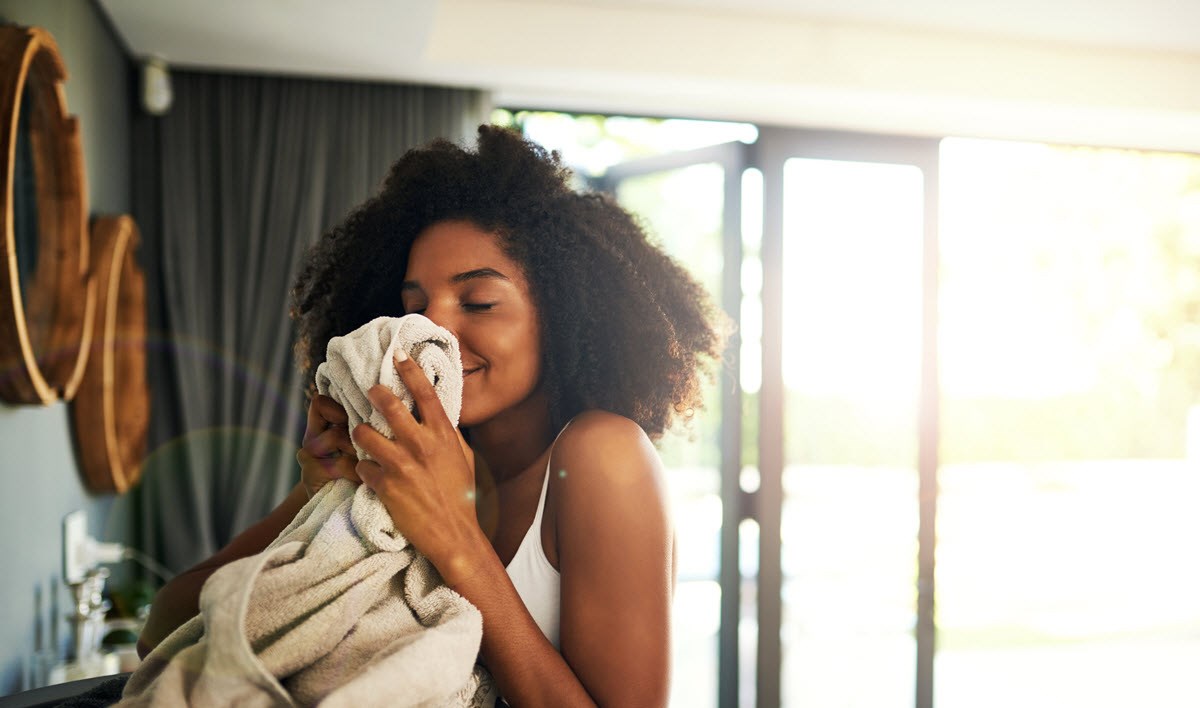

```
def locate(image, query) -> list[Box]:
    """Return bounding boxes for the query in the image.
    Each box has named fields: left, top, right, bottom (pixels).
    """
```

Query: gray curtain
left=130, top=70, right=489, bottom=573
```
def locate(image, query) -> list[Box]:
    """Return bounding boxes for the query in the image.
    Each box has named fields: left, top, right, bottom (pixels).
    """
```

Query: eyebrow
left=400, top=267, right=510, bottom=291
left=451, top=267, right=510, bottom=284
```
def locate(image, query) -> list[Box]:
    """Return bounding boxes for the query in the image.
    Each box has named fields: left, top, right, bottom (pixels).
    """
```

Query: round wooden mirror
left=0, top=24, right=94, bottom=404
left=70, top=215, right=148, bottom=493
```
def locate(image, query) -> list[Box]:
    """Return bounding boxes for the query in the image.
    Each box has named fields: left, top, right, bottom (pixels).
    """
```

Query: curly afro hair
left=291, top=124, right=725, bottom=439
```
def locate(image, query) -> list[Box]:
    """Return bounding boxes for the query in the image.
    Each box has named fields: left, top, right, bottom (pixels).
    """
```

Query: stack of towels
left=122, top=315, right=495, bottom=707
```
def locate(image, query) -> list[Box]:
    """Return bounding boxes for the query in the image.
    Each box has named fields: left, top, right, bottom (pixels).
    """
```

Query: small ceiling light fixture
left=140, top=56, right=172, bottom=115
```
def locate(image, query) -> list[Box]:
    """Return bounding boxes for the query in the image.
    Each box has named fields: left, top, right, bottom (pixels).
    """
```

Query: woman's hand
left=353, top=353, right=481, bottom=584
left=296, top=394, right=360, bottom=498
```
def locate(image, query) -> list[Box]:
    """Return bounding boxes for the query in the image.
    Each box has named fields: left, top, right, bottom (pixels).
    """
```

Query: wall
left=0, top=0, right=132, bottom=695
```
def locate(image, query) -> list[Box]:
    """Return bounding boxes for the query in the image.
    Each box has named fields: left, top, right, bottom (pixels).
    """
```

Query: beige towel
left=122, top=315, right=495, bottom=707
left=315, top=314, right=463, bottom=458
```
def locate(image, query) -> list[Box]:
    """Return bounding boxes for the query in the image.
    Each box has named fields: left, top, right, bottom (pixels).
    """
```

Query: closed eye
left=463, top=302, right=496, bottom=312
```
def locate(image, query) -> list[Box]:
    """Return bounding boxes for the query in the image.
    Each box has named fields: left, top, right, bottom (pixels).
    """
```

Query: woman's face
left=401, top=220, right=542, bottom=428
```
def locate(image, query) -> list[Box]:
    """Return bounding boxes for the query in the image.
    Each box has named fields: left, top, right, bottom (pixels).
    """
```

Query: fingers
left=329, top=352, right=455, bottom=480
left=314, top=395, right=350, bottom=425
left=366, top=384, right=421, bottom=443
left=297, top=446, right=360, bottom=478
left=298, top=399, right=360, bottom=495
left=296, top=447, right=361, bottom=487
left=456, top=428, right=475, bottom=473
left=350, top=421, right=402, bottom=467
left=306, top=426, right=356, bottom=459
left=304, top=394, right=350, bottom=443
left=351, top=427, right=409, bottom=497
left=304, top=396, right=325, bottom=441
left=389, top=353, right=451, bottom=432
left=354, top=458, right=386, bottom=491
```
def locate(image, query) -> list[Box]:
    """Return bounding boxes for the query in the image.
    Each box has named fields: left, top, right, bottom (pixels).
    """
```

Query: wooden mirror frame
left=0, top=25, right=94, bottom=404
left=70, top=215, right=148, bottom=493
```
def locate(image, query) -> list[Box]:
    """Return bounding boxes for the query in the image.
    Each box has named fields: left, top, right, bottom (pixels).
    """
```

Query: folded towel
left=122, top=315, right=494, bottom=707
left=315, top=314, right=463, bottom=458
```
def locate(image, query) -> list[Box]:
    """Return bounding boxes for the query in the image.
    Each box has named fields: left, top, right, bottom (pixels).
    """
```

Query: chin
left=458, top=401, right=514, bottom=429
left=457, top=404, right=486, bottom=429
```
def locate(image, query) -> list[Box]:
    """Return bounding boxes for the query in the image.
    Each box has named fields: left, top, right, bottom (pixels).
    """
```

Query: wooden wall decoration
left=0, top=25, right=95, bottom=404
left=3, top=24, right=151, bottom=493
left=69, top=215, right=148, bottom=493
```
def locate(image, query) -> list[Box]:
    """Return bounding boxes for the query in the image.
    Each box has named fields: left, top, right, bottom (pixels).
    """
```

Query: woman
left=139, top=125, right=724, bottom=706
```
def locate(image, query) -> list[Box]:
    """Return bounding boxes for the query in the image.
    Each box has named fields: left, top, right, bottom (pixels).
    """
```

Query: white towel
left=315, top=314, right=463, bottom=458
left=122, top=315, right=495, bottom=707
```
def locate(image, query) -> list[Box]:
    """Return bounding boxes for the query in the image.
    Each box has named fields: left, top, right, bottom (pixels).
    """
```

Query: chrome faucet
left=69, top=567, right=110, bottom=663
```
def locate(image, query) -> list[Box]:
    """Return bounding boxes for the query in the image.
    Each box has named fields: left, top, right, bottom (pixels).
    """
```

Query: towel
left=122, top=315, right=495, bottom=707
left=315, top=314, right=463, bottom=458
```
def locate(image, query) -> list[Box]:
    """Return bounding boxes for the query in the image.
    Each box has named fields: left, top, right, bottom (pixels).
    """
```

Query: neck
left=467, top=391, right=555, bottom=484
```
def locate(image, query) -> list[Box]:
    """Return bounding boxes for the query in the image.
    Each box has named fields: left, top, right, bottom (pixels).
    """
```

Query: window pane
left=781, top=158, right=923, bottom=708
left=937, top=138, right=1200, bottom=707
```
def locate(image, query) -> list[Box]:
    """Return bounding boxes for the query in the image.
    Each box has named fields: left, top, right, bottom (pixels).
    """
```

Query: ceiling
left=97, top=0, right=1200, bottom=152
left=557, top=0, right=1200, bottom=53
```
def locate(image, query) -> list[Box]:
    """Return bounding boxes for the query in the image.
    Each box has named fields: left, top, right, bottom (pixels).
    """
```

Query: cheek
left=491, top=311, right=540, bottom=386
left=503, top=321, right=542, bottom=387
left=520, top=316, right=543, bottom=378
left=463, top=317, right=540, bottom=384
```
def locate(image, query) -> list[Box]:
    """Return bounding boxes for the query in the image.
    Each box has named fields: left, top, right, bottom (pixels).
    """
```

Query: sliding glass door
left=776, top=155, right=924, bottom=707
left=754, top=129, right=941, bottom=708
left=600, top=128, right=939, bottom=708
left=520, top=111, right=1200, bottom=708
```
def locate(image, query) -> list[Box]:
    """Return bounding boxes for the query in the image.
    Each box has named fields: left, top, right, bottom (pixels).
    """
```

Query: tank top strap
left=529, top=458, right=551, bottom=531
left=530, top=418, right=574, bottom=531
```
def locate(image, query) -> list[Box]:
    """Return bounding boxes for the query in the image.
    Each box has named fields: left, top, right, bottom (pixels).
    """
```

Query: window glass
left=936, top=138, right=1200, bottom=707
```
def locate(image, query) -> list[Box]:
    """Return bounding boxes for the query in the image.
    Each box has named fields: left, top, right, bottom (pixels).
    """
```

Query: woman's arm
left=455, top=412, right=673, bottom=707
left=553, top=411, right=674, bottom=705
left=442, top=535, right=597, bottom=706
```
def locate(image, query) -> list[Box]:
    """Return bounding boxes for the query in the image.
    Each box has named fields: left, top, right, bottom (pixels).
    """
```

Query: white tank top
left=503, top=456, right=561, bottom=649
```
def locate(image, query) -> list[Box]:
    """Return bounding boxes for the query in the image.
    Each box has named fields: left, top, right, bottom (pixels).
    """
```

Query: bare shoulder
left=550, top=410, right=672, bottom=566
left=549, top=410, right=672, bottom=549
left=551, top=410, right=664, bottom=493
left=550, top=413, right=674, bottom=706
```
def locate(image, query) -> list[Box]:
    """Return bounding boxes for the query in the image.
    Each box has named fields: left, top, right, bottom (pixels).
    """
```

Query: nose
left=420, top=300, right=461, bottom=342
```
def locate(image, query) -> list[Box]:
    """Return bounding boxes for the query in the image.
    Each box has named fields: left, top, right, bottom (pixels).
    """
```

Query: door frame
left=753, top=126, right=941, bottom=708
